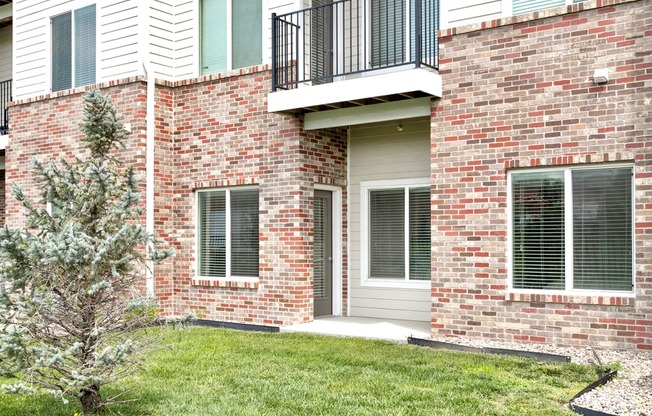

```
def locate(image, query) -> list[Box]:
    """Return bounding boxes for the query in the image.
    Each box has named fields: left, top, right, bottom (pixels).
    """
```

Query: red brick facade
left=3, top=0, right=650, bottom=349
left=432, top=0, right=651, bottom=350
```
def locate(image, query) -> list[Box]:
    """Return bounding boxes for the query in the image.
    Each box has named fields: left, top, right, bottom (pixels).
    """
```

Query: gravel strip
left=428, top=336, right=652, bottom=416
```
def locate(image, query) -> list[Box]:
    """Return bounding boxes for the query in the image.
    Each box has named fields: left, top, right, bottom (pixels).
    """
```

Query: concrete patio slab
left=280, top=316, right=430, bottom=343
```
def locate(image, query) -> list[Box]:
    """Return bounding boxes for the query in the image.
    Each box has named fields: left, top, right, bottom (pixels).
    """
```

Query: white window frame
left=195, top=186, right=259, bottom=283
left=46, top=1, right=98, bottom=93
left=507, top=163, right=635, bottom=297
left=196, top=0, right=265, bottom=74
left=360, top=178, right=430, bottom=289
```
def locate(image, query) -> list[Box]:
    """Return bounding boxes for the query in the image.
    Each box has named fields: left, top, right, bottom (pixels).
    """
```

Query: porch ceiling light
left=593, top=68, right=609, bottom=84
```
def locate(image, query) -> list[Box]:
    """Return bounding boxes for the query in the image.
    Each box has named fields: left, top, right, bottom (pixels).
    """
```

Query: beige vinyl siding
left=0, top=25, right=11, bottom=81
left=349, top=118, right=431, bottom=322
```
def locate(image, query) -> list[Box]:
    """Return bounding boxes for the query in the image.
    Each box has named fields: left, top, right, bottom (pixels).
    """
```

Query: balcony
left=269, top=0, right=442, bottom=127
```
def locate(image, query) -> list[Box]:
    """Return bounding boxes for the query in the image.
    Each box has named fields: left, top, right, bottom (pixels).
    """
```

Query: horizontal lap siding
left=174, top=0, right=195, bottom=79
left=349, top=118, right=431, bottom=322
left=0, top=26, right=11, bottom=81
left=149, top=1, right=175, bottom=79
left=442, top=0, right=503, bottom=29
left=101, top=0, right=141, bottom=80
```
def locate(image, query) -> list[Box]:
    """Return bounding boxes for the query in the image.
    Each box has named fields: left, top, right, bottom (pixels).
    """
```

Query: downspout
left=142, top=59, right=155, bottom=298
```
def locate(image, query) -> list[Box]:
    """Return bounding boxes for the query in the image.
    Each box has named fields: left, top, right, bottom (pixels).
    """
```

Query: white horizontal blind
left=232, top=0, right=262, bottom=69
left=572, top=168, right=632, bottom=291
left=230, top=189, right=259, bottom=277
left=201, top=0, right=227, bottom=75
left=409, top=187, right=430, bottom=280
left=369, top=188, right=405, bottom=278
left=52, top=13, right=72, bottom=92
left=511, top=171, right=565, bottom=290
left=371, top=0, right=406, bottom=67
left=198, top=191, right=227, bottom=278
left=74, top=4, right=96, bottom=88
left=512, top=0, right=565, bottom=15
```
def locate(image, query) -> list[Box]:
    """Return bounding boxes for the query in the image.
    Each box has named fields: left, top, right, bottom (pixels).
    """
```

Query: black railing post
left=0, top=79, right=11, bottom=135
left=271, top=13, right=278, bottom=92
left=415, top=0, right=422, bottom=67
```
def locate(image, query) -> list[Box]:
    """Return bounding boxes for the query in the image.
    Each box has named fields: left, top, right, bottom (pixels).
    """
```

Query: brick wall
left=6, top=81, right=149, bottom=228
left=431, top=0, right=651, bottom=349
left=168, top=68, right=347, bottom=326
left=5, top=69, right=348, bottom=328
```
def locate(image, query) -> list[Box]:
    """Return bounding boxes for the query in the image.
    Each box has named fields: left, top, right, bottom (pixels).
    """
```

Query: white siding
left=13, top=0, right=145, bottom=100
left=440, top=0, right=503, bottom=29
left=174, top=0, right=195, bottom=79
left=149, top=0, right=176, bottom=79
left=349, top=118, right=431, bottom=322
left=266, top=0, right=302, bottom=67
left=100, top=0, right=141, bottom=81
left=0, top=25, right=11, bottom=81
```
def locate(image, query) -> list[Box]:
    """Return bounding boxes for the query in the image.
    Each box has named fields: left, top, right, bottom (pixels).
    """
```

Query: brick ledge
left=506, top=292, right=635, bottom=306
left=191, top=278, right=259, bottom=290
left=438, top=0, right=640, bottom=37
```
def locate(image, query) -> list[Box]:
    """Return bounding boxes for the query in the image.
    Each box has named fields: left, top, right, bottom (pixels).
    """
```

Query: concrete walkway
left=280, top=316, right=430, bottom=343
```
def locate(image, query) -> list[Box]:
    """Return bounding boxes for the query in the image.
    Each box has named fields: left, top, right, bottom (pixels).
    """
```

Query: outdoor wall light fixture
left=593, top=68, right=609, bottom=84
left=397, top=124, right=403, bottom=132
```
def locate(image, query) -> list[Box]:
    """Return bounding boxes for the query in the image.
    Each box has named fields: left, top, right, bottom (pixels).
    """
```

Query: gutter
left=142, top=60, right=155, bottom=298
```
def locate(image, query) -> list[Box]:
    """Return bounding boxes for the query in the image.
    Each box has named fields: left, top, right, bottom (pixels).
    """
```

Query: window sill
left=191, top=277, right=259, bottom=290
left=505, top=292, right=635, bottom=306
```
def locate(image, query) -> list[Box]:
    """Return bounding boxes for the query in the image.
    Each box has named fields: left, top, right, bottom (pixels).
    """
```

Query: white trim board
left=268, top=67, right=442, bottom=113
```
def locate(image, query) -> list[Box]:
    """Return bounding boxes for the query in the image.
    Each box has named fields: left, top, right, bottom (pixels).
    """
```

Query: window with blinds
left=201, top=0, right=262, bottom=75
left=510, top=166, right=633, bottom=293
left=198, top=188, right=259, bottom=279
left=51, top=5, right=96, bottom=92
left=368, top=184, right=431, bottom=281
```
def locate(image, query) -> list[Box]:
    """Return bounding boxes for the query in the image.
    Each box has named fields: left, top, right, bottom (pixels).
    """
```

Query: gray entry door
left=314, top=190, right=333, bottom=317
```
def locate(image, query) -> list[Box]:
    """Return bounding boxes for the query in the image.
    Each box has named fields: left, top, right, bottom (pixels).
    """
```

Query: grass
left=0, top=326, right=597, bottom=415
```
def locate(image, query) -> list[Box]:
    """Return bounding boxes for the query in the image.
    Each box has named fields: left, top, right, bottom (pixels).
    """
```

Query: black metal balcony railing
left=0, top=79, right=10, bottom=135
left=272, top=0, right=439, bottom=92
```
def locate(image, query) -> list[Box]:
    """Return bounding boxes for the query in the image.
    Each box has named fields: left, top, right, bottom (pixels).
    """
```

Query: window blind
left=199, top=191, right=227, bottom=278
left=409, top=187, right=430, bottom=280
left=232, top=0, right=262, bottom=69
left=573, top=168, right=632, bottom=291
left=74, top=4, right=96, bottom=88
left=512, top=171, right=565, bottom=290
left=52, top=13, right=72, bottom=92
left=230, top=189, right=259, bottom=277
left=201, top=0, right=227, bottom=75
left=371, top=0, right=405, bottom=67
left=513, top=0, right=565, bottom=15
left=369, top=188, right=405, bottom=278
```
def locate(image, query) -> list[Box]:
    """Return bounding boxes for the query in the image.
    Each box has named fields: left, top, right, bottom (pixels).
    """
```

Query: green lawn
left=0, top=327, right=596, bottom=415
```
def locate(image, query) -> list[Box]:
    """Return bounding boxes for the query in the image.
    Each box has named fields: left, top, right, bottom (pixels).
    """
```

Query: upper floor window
left=509, top=165, right=634, bottom=293
left=200, top=0, right=262, bottom=75
left=51, top=4, right=96, bottom=92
